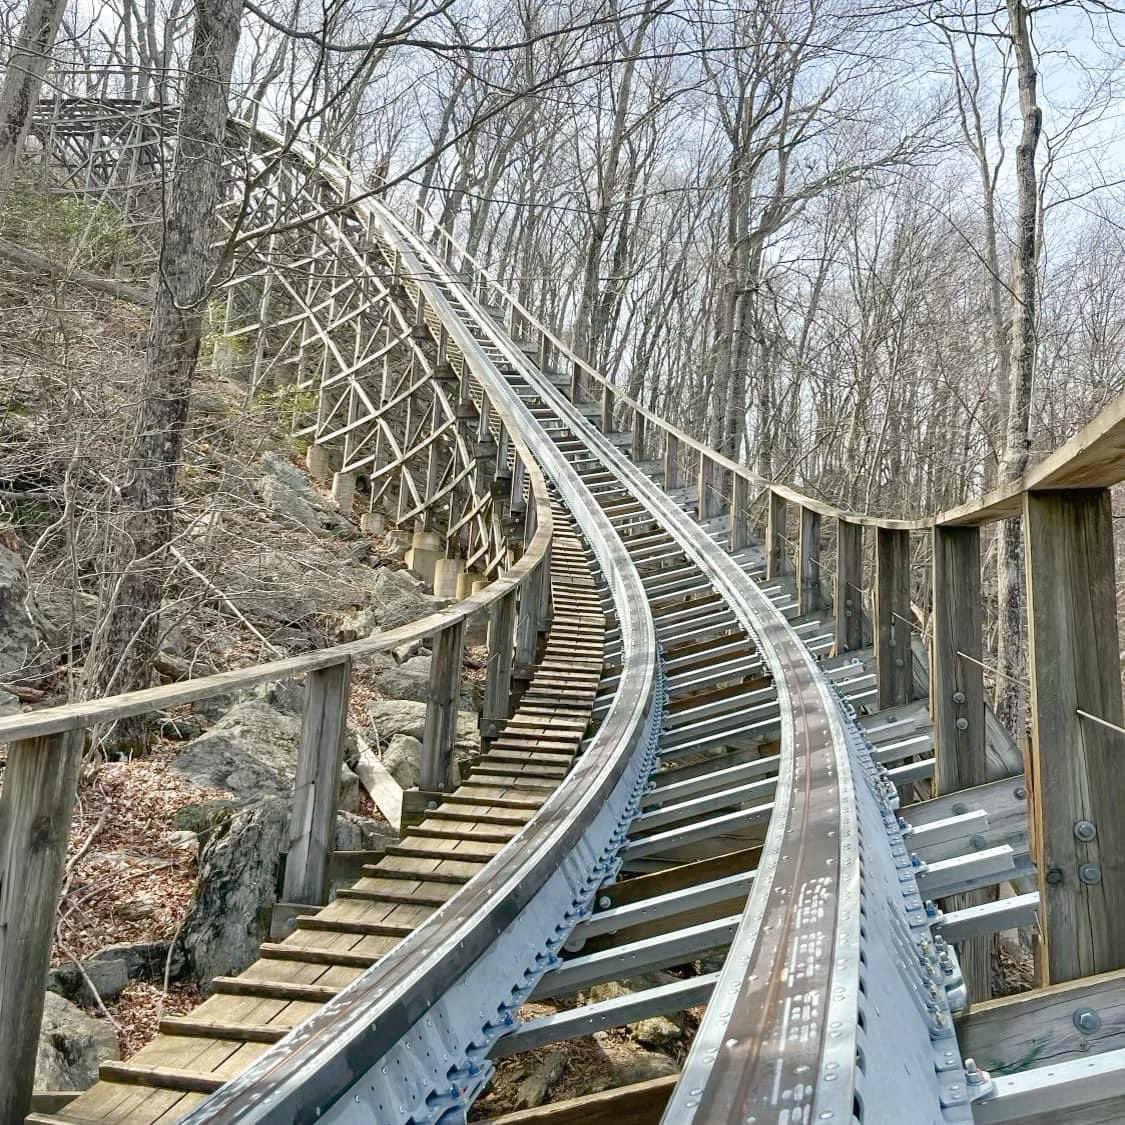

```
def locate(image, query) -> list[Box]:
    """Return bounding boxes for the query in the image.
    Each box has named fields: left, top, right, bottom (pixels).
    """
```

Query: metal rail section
left=15, top=93, right=996, bottom=1123
left=174, top=133, right=664, bottom=1123
left=387, top=206, right=976, bottom=1123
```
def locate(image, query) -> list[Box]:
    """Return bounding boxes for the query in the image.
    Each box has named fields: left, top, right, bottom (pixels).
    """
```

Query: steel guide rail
left=175, top=139, right=662, bottom=1123
left=390, top=207, right=984, bottom=1123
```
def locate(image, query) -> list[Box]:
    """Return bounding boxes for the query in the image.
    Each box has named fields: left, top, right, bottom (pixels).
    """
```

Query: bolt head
left=1080, top=863, right=1102, bottom=885
left=955, top=717, right=969, bottom=731
left=969, top=834, right=987, bottom=850
left=952, top=690, right=966, bottom=705
left=1014, top=786, right=1027, bottom=800
left=1074, top=1007, right=1102, bottom=1034
left=951, top=803, right=968, bottom=816
left=1046, top=867, right=1064, bottom=885
left=598, top=895, right=611, bottom=909
left=1074, top=819, right=1097, bottom=842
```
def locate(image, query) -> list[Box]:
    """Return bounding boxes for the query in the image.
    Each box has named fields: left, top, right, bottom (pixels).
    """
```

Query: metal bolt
left=598, top=895, right=611, bottom=909
left=1046, top=867, right=1064, bottom=886
left=1014, top=786, right=1027, bottom=800
left=969, top=834, right=987, bottom=850
left=951, top=803, right=968, bottom=816
left=955, top=717, right=969, bottom=731
left=1074, top=820, right=1097, bottom=842
left=952, top=690, right=966, bottom=704
left=1079, top=863, right=1102, bottom=885
left=1074, top=1007, right=1102, bottom=1034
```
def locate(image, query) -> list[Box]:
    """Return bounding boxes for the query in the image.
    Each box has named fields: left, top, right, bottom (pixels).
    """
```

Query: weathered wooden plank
left=483, top=1075, right=676, bottom=1124
left=482, top=587, right=518, bottom=739
left=797, top=505, right=822, bottom=615
left=283, top=660, right=352, bottom=906
left=874, top=526, right=912, bottom=708
left=931, top=525, right=986, bottom=794
left=353, top=747, right=402, bottom=833
left=833, top=518, right=863, bottom=654
left=957, top=968, right=1125, bottom=1073
left=765, top=489, right=788, bottom=580
left=0, top=729, right=83, bottom=1123
left=1024, top=488, right=1125, bottom=983
left=421, top=620, right=467, bottom=791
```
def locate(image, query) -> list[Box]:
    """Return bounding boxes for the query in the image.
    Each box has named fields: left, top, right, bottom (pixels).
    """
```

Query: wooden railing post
left=664, top=434, right=680, bottom=491
left=601, top=383, right=614, bottom=434
left=797, top=506, right=822, bottom=614
left=765, top=489, right=789, bottom=580
left=631, top=409, right=646, bottom=462
left=421, top=621, right=467, bottom=792
left=931, top=524, right=989, bottom=1001
left=833, top=518, right=863, bottom=654
left=874, top=527, right=912, bottom=708
left=1025, top=488, right=1125, bottom=983
left=570, top=358, right=583, bottom=403
left=698, top=455, right=716, bottom=520
left=482, top=588, right=518, bottom=739
left=729, top=473, right=750, bottom=552
left=0, top=730, right=83, bottom=1122
left=284, top=660, right=352, bottom=906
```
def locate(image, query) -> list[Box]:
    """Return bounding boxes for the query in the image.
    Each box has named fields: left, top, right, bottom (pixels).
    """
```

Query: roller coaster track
left=5, top=92, right=1125, bottom=1125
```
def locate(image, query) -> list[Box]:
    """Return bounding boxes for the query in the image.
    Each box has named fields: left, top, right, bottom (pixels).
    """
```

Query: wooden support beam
left=0, top=730, right=83, bottom=1123
left=729, top=473, right=750, bottom=552
left=1025, top=488, right=1125, bottom=983
left=421, top=620, right=467, bottom=791
left=569, top=358, right=582, bottom=403
left=482, top=588, right=518, bottom=738
left=930, top=528, right=989, bottom=1003
left=833, top=518, right=863, bottom=654
left=664, top=434, right=680, bottom=491
left=485, top=1075, right=676, bottom=1124
left=957, top=967, right=1125, bottom=1074
left=932, top=525, right=986, bottom=793
left=797, top=505, right=821, bottom=614
left=765, top=490, right=788, bottom=580
left=283, top=660, right=352, bottom=905
left=874, top=526, right=912, bottom=708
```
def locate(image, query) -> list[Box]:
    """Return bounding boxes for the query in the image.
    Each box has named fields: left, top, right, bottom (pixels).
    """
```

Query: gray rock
left=0, top=545, right=46, bottom=678
left=179, top=797, right=291, bottom=988
left=172, top=799, right=236, bottom=835
left=172, top=700, right=358, bottom=810
left=596, top=1040, right=679, bottom=1085
left=89, top=940, right=182, bottom=983
left=372, top=655, right=432, bottom=702
left=365, top=567, right=447, bottom=629
left=382, top=734, right=423, bottom=789
left=46, top=958, right=129, bottom=1005
left=257, top=451, right=345, bottom=536
left=0, top=688, right=20, bottom=715
left=180, top=797, right=380, bottom=989
left=366, top=700, right=479, bottom=761
left=581, top=974, right=684, bottom=1049
left=35, top=992, right=118, bottom=1091
left=514, top=1050, right=568, bottom=1109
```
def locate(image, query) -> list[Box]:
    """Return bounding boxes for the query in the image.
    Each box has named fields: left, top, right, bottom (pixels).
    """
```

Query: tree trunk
left=994, top=0, right=1041, bottom=737
left=0, top=0, right=67, bottom=188
left=91, top=0, right=245, bottom=706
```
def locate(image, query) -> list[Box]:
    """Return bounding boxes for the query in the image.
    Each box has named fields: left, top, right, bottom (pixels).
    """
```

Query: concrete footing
left=360, top=512, right=386, bottom=534
left=433, top=558, right=466, bottom=598
left=332, top=471, right=356, bottom=514
left=306, top=443, right=333, bottom=483
left=406, top=530, right=444, bottom=585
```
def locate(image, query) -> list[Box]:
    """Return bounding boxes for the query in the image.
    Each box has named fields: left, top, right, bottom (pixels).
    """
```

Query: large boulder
left=363, top=568, right=446, bottom=629
left=172, top=700, right=359, bottom=810
left=372, top=655, right=432, bottom=702
left=256, top=451, right=348, bottom=537
left=381, top=733, right=424, bottom=789
left=365, top=699, right=479, bottom=763
left=46, top=958, right=128, bottom=1006
left=35, top=992, right=118, bottom=1091
left=0, top=545, right=47, bottom=678
left=179, top=798, right=385, bottom=989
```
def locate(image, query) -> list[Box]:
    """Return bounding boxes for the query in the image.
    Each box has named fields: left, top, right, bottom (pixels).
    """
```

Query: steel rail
left=391, top=207, right=976, bottom=1122
left=173, top=127, right=662, bottom=1123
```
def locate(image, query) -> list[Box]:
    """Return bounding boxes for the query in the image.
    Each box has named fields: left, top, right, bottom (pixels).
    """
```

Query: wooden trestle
left=27, top=511, right=606, bottom=1125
